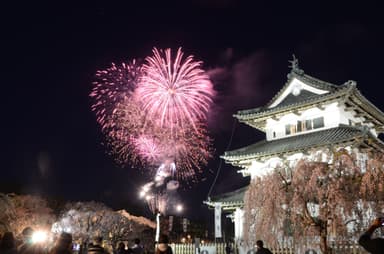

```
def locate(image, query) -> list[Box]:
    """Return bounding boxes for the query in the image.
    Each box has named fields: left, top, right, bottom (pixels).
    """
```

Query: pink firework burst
left=90, top=49, right=216, bottom=183
left=143, top=123, right=213, bottom=182
left=166, top=123, right=214, bottom=181
left=90, top=60, right=143, bottom=132
left=103, top=97, right=152, bottom=166
left=135, top=48, right=215, bottom=129
left=131, top=135, right=163, bottom=164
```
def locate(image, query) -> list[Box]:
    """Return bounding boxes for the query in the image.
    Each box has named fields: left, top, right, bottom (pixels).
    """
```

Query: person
left=155, top=234, right=172, bottom=254
left=126, top=246, right=133, bottom=254
left=131, top=239, right=143, bottom=254
left=255, top=240, right=273, bottom=254
left=225, top=242, right=232, bottom=254
left=18, top=227, right=35, bottom=254
left=358, top=217, right=384, bottom=254
left=49, top=232, right=73, bottom=254
left=88, top=236, right=108, bottom=254
left=0, top=231, right=18, bottom=254
left=82, top=242, right=93, bottom=254
left=116, top=242, right=128, bottom=254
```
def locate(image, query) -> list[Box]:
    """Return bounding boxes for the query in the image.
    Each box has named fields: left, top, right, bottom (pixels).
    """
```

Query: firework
left=135, top=123, right=213, bottom=181
left=90, top=48, right=215, bottom=183
left=146, top=192, right=167, bottom=214
left=135, top=48, right=215, bottom=129
left=143, top=183, right=182, bottom=215
left=166, top=180, right=180, bottom=190
left=90, top=60, right=143, bottom=132
left=110, top=97, right=214, bottom=180
left=160, top=123, right=213, bottom=181
left=101, top=94, right=163, bottom=167
left=131, top=135, right=162, bottom=164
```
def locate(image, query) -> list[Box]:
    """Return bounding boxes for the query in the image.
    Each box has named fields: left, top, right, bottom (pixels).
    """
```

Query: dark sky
left=1, top=1, right=384, bottom=223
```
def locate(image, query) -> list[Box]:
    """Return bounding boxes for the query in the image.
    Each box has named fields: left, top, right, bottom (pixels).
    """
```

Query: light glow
left=176, top=204, right=183, bottom=212
left=32, top=230, right=48, bottom=244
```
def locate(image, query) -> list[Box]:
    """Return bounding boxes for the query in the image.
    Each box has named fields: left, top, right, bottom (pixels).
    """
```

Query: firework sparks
left=101, top=96, right=151, bottom=166
left=135, top=47, right=215, bottom=129
left=132, top=135, right=162, bottom=164
left=90, top=60, right=143, bottom=132
left=140, top=179, right=182, bottom=215
left=91, top=48, right=215, bottom=183
left=109, top=98, right=214, bottom=180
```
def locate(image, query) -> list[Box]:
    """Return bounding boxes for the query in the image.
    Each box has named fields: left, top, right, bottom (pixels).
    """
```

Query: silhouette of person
left=131, top=238, right=144, bottom=254
left=255, top=240, right=273, bottom=254
left=18, top=227, right=46, bottom=254
left=116, top=242, right=127, bottom=254
left=359, top=217, right=384, bottom=254
left=0, top=231, right=18, bottom=254
left=155, top=235, right=172, bottom=254
left=225, top=242, right=231, bottom=254
left=88, top=236, right=109, bottom=254
left=18, top=227, right=34, bottom=254
left=49, top=232, right=73, bottom=254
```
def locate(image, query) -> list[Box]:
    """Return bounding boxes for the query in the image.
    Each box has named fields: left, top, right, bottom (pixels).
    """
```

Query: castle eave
left=221, top=125, right=384, bottom=166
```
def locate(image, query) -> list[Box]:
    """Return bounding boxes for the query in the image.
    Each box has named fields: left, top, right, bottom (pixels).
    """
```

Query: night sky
left=1, top=1, right=384, bottom=223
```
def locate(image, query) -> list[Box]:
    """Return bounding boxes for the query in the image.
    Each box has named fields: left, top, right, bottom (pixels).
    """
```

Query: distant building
left=205, top=57, right=384, bottom=244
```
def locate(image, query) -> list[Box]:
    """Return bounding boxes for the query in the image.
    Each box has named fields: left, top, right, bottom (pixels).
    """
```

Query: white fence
left=169, top=242, right=368, bottom=254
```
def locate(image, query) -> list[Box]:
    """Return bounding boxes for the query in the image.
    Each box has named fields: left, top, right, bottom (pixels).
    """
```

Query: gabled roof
left=234, top=67, right=384, bottom=133
left=234, top=69, right=354, bottom=125
left=272, top=89, right=322, bottom=108
left=204, top=186, right=248, bottom=211
left=221, top=125, right=384, bottom=168
left=266, top=69, right=342, bottom=108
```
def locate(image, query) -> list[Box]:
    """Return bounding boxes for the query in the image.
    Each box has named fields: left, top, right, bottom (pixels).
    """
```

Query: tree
left=243, top=149, right=384, bottom=254
left=52, top=201, right=113, bottom=243
left=118, top=210, right=156, bottom=250
left=0, top=193, right=56, bottom=235
left=53, top=203, right=155, bottom=250
left=0, top=193, right=15, bottom=233
left=0, top=193, right=155, bottom=251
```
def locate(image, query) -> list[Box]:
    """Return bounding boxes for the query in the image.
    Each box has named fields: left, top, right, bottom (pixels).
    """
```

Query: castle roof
left=222, top=125, right=384, bottom=168
left=204, top=186, right=248, bottom=210
left=235, top=68, right=384, bottom=133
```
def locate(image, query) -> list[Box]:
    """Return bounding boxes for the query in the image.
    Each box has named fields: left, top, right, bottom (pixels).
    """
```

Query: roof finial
left=289, top=54, right=299, bottom=70
left=288, top=54, right=304, bottom=75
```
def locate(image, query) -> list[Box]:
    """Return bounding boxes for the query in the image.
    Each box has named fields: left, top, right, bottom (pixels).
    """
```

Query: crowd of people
left=0, top=227, right=147, bottom=254
left=3, top=220, right=384, bottom=254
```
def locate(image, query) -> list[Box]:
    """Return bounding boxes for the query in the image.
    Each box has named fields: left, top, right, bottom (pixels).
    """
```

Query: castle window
left=290, top=124, right=297, bottom=134
left=284, top=117, right=325, bottom=137
left=313, top=117, right=324, bottom=129
left=286, top=123, right=299, bottom=135
left=297, top=121, right=302, bottom=132
left=305, top=119, right=312, bottom=130
left=285, top=124, right=291, bottom=135
left=273, top=131, right=276, bottom=138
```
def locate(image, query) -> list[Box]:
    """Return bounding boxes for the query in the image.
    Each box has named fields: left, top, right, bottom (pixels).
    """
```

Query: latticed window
left=297, top=120, right=302, bottom=132
left=313, top=117, right=324, bottom=129
left=305, top=119, right=312, bottom=130
left=284, top=117, right=324, bottom=136
left=285, top=124, right=291, bottom=135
